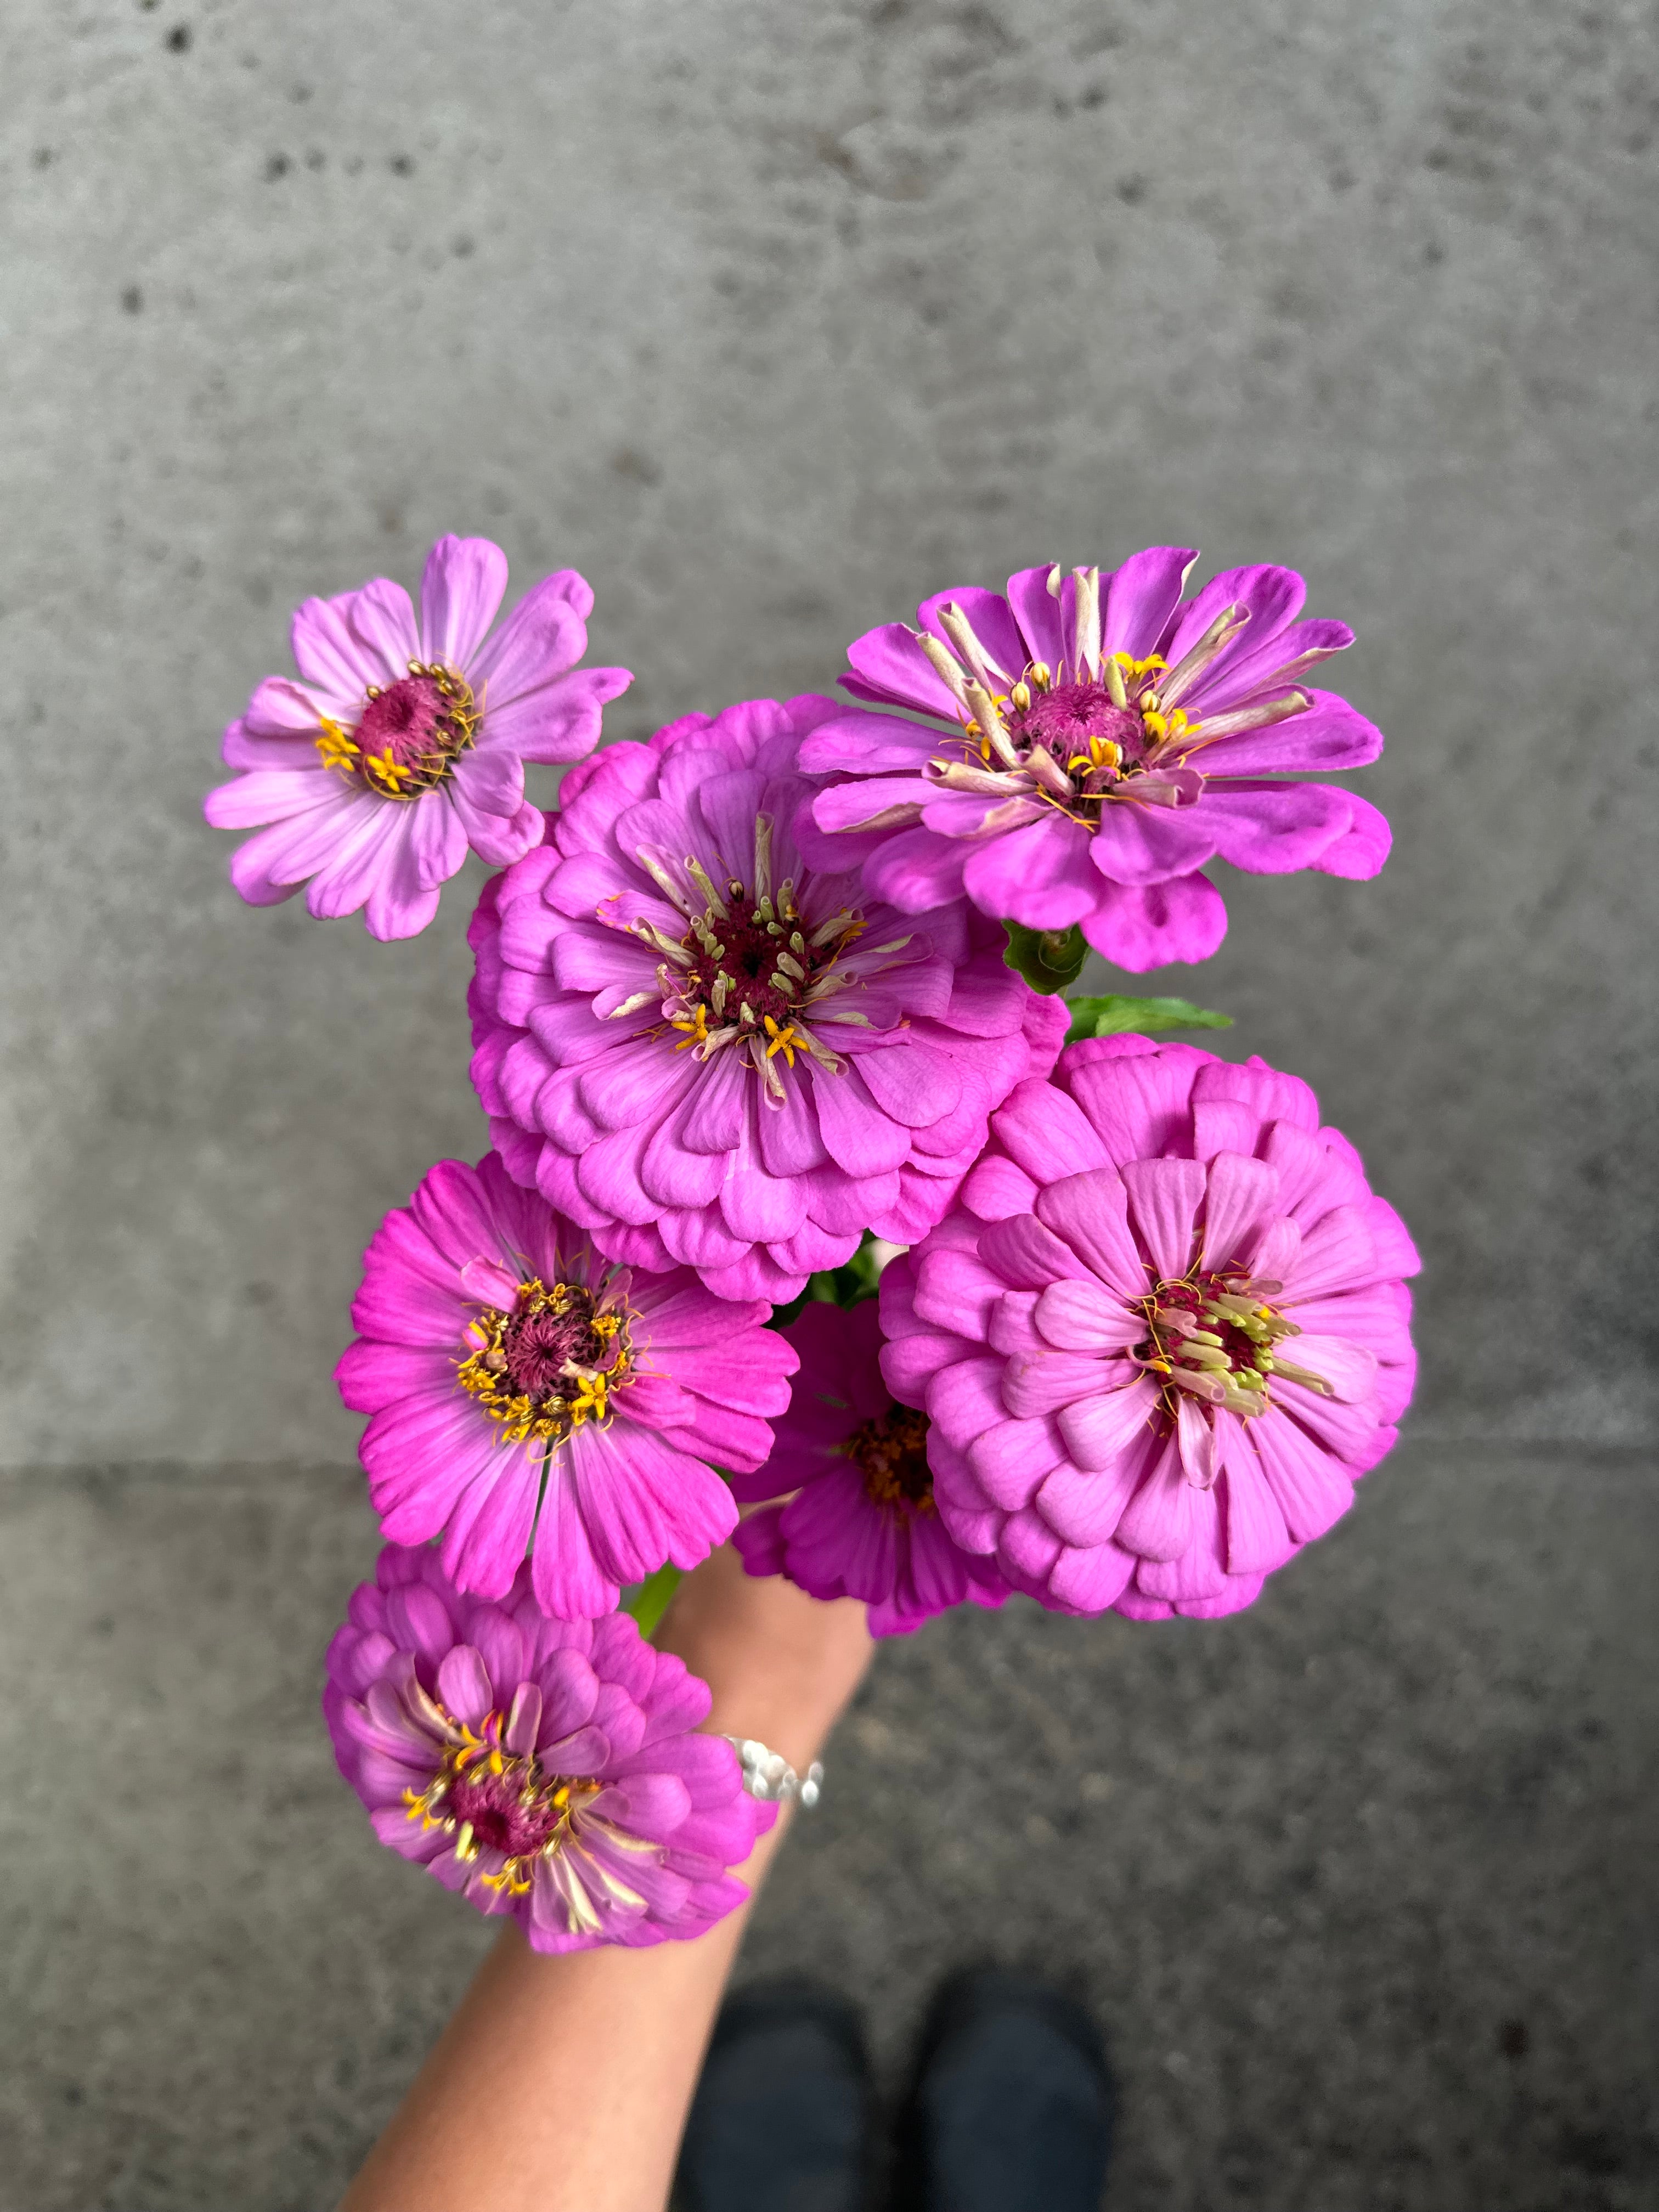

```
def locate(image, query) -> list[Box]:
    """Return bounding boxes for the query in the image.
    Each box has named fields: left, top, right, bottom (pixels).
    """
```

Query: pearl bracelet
left=725, top=1736, right=824, bottom=1809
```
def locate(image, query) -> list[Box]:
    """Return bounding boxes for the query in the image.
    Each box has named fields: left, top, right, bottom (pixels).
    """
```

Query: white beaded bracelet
left=725, top=1736, right=824, bottom=1809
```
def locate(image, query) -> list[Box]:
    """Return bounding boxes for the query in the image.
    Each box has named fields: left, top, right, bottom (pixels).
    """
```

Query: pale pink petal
left=420, top=534, right=509, bottom=668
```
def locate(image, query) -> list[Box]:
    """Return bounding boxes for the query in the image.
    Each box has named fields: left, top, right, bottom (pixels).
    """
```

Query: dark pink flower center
left=1002, top=682, right=1148, bottom=768
left=1135, top=1270, right=1318, bottom=1420
left=401, top=1716, right=608, bottom=1889
left=456, top=1278, right=633, bottom=1443
left=446, top=1758, right=583, bottom=1859
left=685, top=909, right=824, bottom=1032
left=500, top=1301, right=610, bottom=1395
left=317, top=662, right=482, bottom=800
left=845, top=1402, right=935, bottom=1514
left=357, top=674, right=454, bottom=765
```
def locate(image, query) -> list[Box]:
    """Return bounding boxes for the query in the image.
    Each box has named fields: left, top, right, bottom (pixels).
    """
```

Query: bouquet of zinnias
left=208, top=535, right=1417, bottom=1951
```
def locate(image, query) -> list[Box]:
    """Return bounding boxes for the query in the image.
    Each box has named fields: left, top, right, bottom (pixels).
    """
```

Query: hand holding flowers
left=208, top=534, right=1415, bottom=1954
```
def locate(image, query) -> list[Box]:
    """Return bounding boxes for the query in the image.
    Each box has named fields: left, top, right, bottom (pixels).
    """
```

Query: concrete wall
left=3, top=0, right=1655, bottom=1467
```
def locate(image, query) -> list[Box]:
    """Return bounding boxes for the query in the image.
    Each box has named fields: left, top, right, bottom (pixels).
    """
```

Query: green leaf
left=1001, top=919, right=1090, bottom=994
left=1064, top=993, right=1234, bottom=1046
left=621, top=1562, right=683, bottom=1641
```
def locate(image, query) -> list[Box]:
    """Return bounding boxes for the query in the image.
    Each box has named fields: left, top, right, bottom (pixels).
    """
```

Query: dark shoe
left=890, top=1968, right=1114, bottom=2212
left=675, top=1980, right=874, bottom=2212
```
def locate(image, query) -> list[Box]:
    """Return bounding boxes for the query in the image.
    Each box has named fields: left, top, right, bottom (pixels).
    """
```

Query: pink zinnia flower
left=205, top=535, right=630, bottom=939
left=879, top=1036, right=1419, bottom=1620
left=336, top=1153, right=797, bottom=1620
left=467, top=696, right=1069, bottom=1303
left=732, top=1300, right=1010, bottom=1638
left=325, top=1542, right=774, bottom=1953
left=799, top=552, right=1389, bottom=971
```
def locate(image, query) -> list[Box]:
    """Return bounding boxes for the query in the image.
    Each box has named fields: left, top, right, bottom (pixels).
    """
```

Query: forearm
left=341, top=1550, right=871, bottom=2212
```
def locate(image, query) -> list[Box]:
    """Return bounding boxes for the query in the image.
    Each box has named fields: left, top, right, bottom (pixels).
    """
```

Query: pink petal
left=290, top=590, right=385, bottom=699
left=1032, top=1170, right=1148, bottom=1297
left=1101, top=547, right=1198, bottom=660
left=1310, top=789, right=1391, bottom=880
left=1079, top=873, right=1228, bottom=973
left=961, top=815, right=1098, bottom=928
left=1200, top=1153, right=1280, bottom=1272
left=419, top=535, right=509, bottom=668
left=1034, top=1278, right=1142, bottom=1353
left=1120, top=1157, right=1206, bottom=1280
left=839, top=621, right=963, bottom=723
left=1054, top=1375, right=1160, bottom=1472
left=1197, top=782, right=1355, bottom=874
left=436, top=1644, right=493, bottom=1728
left=1090, top=800, right=1219, bottom=887
left=978, top=1214, right=1084, bottom=1292
left=1005, top=563, right=1065, bottom=673
left=1113, top=1427, right=1192, bottom=1561
left=1246, top=1409, right=1354, bottom=1543
left=347, top=577, right=423, bottom=685
left=810, top=1063, right=912, bottom=1177
left=470, top=570, right=591, bottom=697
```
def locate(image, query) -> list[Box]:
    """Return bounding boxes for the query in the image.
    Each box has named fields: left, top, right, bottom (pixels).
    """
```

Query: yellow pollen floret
left=671, top=1005, right=710, bottom=1051
left=764, top=1018, right=799, bottom=1065
left=1068, top=735, right=1125, bottom=775
left=315, top=718, right=359, bottom=771
left=364, top=748, right=416, bottom=791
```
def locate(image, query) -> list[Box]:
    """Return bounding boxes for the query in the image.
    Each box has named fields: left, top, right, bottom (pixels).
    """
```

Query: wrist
left=654, top=1544, right=873, bottom=1778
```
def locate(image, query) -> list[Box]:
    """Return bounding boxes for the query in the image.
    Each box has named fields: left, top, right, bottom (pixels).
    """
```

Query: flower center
left=625, top=822, right=868, bottom=1102
left=844, top=1403, right=935, bottom=1514
left=956, top=654, right=1187, bottom=805
left=1001, top=681, right=1149, bottom=771
left=315, top=660, right=481, bottom=799
left=1134, top=1270, right=1326, bottom=1420
left=402, top=1710, right=603, bottom=1897
left=456, top=1278, right=633, bottom=1444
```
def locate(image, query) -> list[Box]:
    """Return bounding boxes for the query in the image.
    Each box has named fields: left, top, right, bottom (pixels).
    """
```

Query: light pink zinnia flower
left=205, top=535, right=630, bottom=939
left=468, top=696, right=1069, bottom=1304
left=732, top=1300, right=1010, bottom=1638
left=879, top=1036, right=1418, bottom=1620
left=336, top=1153, right=797, bottom=1620
left=799, top=552, right=1389, bottom=971
left=325, top=1542, right=774, bottom=1953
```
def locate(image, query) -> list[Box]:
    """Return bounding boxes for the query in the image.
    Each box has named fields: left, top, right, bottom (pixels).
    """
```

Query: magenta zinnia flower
left=879, top=1036, right=1418, bottom=1620
left=336, top=1153, right=797, bottom=1620
left=325, top=1543, right=774, bottom=1952
left=732, top=1300, right=1010, bottom=1638
left=205, top=535, right=630, bottom=939
left=799, top=551, right=1389, bottom=971
left=468, top=696, right=1069, bottom=1303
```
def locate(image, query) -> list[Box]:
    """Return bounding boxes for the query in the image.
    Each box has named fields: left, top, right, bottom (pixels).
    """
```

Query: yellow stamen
left=763, top=1017, right=799, bottom=1066
left=315, top=717, right=359, bottom=772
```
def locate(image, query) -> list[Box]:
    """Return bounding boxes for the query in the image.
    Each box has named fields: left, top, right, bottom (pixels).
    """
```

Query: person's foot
left=675, top=1980, right=873, bottom=2212
left=890, top=1968, right=1114, bottom=2212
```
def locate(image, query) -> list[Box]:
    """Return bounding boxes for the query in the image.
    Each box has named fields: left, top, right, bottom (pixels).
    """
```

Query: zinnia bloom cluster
left=326, top=1543, right=773, bottom=1951
left=469, top=695, right=1068, bottom=1302
left=879, top=1036, right=1418, bottom=1618
left=799, top=551, right=1388, bottom=970
left=213, top=528, right=1415, bottom=1952
left=336, top=1152, right=796, bottom=1621
left=206, top=535, right=629, bottom=938
left=732, top=1300, right=1009, bottom=1637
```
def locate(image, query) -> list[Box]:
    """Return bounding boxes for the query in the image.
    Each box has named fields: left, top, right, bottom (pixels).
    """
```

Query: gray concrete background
left=2, top=0, right=1655, bottom=2205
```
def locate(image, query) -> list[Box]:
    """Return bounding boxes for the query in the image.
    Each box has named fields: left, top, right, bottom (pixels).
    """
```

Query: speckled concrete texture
left=2, top=0, right=1656, bottom=1462
left=3, top=1446, right=1654, bottom=2210
left=2, top=0, right=1656, bottom=2204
